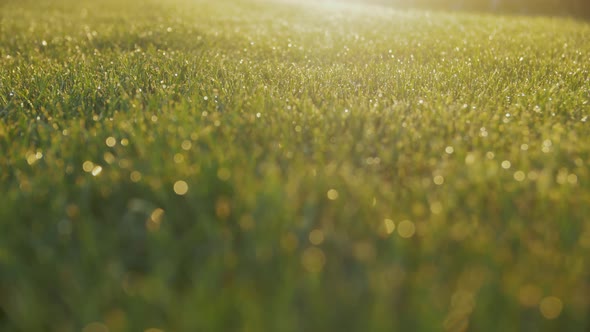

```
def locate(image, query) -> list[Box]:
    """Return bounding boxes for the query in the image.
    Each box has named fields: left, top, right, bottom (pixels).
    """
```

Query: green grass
left=1, top=0, right=590, bottom=330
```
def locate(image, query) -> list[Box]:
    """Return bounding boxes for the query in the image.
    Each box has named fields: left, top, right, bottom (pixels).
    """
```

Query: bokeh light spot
left=105, top=137, right=116, bottom=147
left=327, top=189, right=339, bottom=200
left=384, top=219, right=395, bottom=234
left=540, top=296, right=563, bottom=319
left=433, top=175, right=445, bottom=185
left=465, top=153, right=476, bottom=165
left=513, top=171, right=526, bottom=182
left=173, top=153, right=185, bottom=164
left=173, top=180, right=189, bottom=195
left=83, top=161, right=94, bottom=172
left=103, top=152, right=116, bottom=164
left=430, top=201, right=443, bottom=214
left=91, top=165, right=103, bottom=176
left=146, top=208, right=165, bottom=232
left=301, top=247, right=326, bottom=273
left=181, top=140, right=192, bottom=151
left=567, top=174, right=578, bottom=184
left=398, top=220, right=416, bottom=238
left=309, top=229, right=325, bottom=245
left=130, top=171, right=142, bottom=182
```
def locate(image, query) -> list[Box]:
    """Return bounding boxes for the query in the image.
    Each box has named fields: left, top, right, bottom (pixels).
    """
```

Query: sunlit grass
left=1, top=0, right=589, bottom=331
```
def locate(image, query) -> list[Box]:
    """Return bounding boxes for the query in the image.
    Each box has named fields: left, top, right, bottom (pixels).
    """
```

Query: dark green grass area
left=1, top=0, right=590, bottom=330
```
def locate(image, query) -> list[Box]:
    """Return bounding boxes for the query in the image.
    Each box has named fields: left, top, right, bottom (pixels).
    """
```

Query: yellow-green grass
left=1, top=0, right=589, bottom=330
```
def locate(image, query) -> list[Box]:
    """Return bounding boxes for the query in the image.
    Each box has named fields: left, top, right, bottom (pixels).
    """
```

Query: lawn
left=1, top=0, right=589, bottom=330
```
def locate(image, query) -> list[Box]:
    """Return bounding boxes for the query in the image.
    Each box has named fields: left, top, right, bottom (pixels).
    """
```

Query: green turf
left=1, top=0, right=590, bottom=330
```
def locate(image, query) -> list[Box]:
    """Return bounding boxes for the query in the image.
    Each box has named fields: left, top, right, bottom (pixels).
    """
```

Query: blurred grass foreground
left=1, top=0, right=590, bottom=331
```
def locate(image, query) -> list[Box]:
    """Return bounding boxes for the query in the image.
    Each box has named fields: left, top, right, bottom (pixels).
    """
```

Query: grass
left=1, top=0, right=589, bottom=330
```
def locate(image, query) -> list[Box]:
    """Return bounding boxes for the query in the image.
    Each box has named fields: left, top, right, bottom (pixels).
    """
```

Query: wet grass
left=1, top=0, right=589, bottom=331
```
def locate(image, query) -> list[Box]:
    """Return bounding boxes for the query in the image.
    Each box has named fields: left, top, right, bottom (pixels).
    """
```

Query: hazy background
left=331, top=0, right=590, bottom=18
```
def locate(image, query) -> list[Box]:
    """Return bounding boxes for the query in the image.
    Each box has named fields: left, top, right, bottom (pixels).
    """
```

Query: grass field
left=1, top=0, right=590, bottom=330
